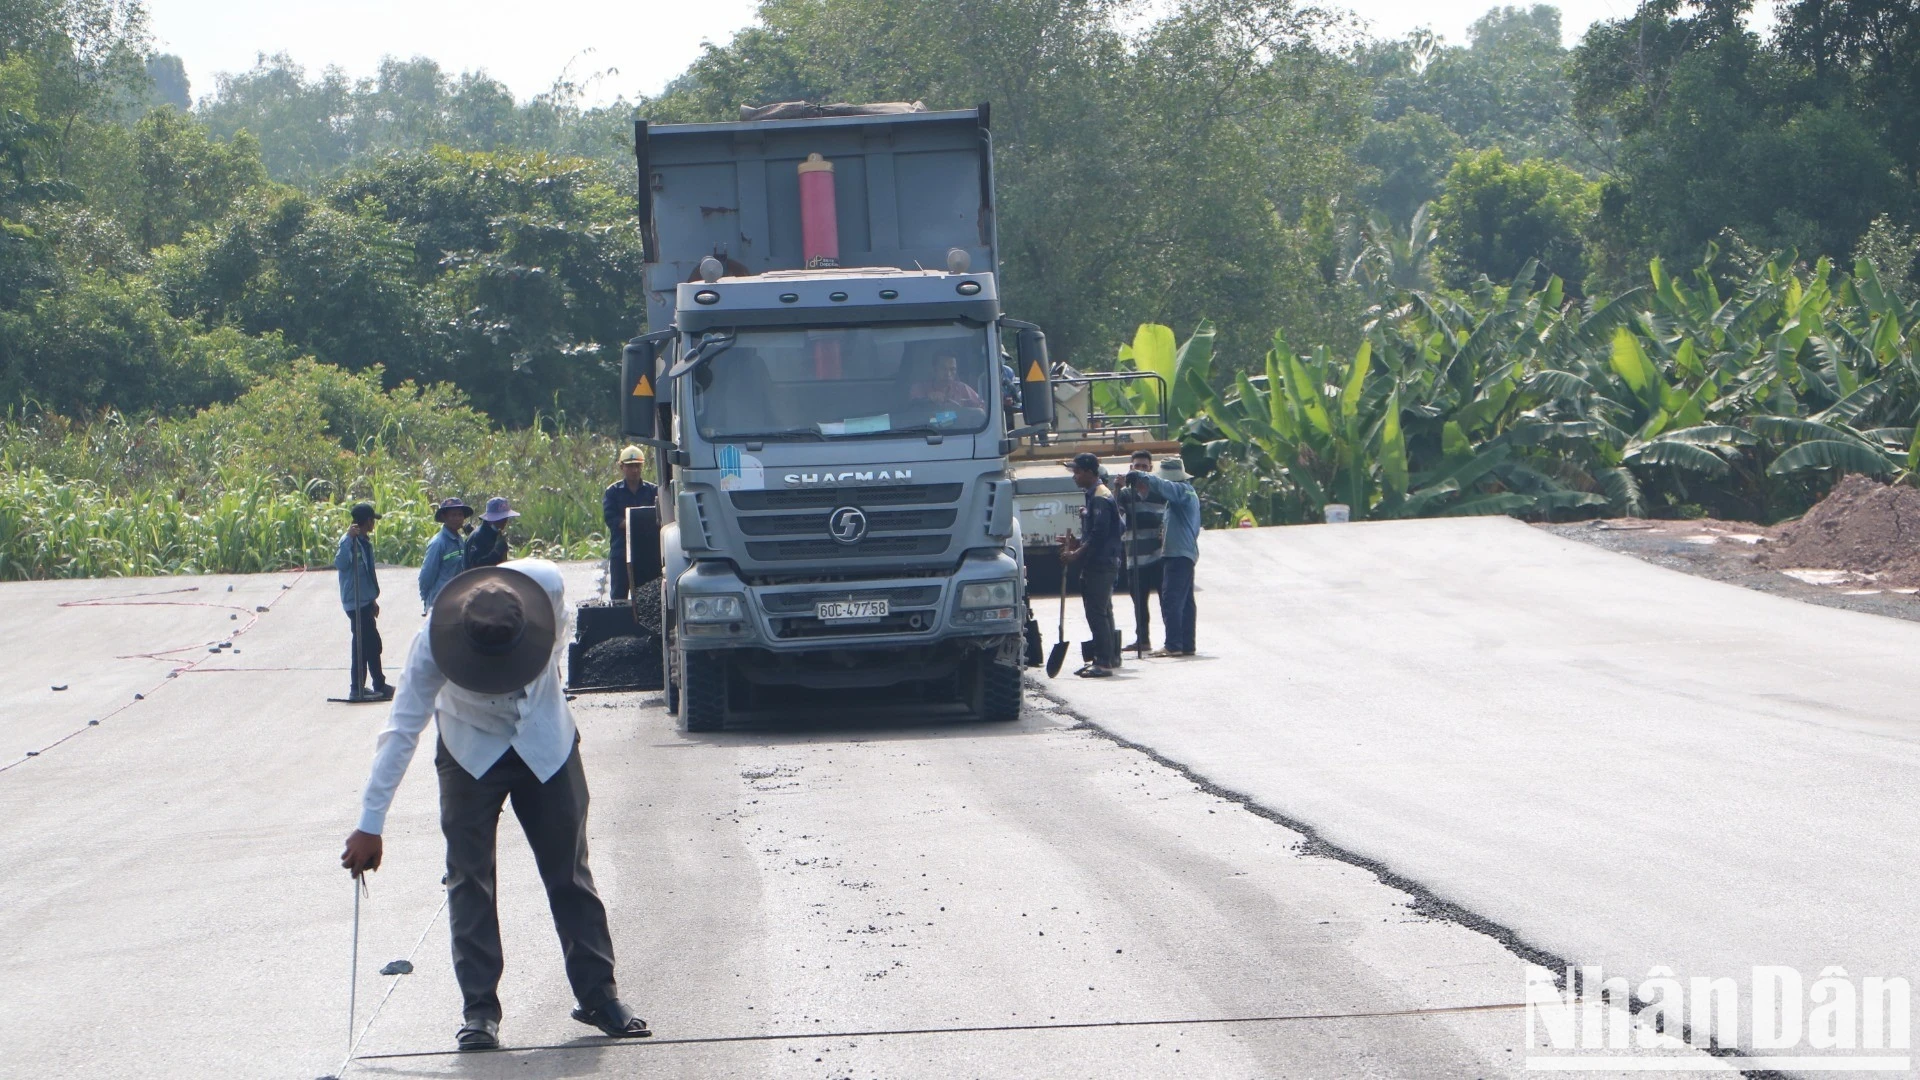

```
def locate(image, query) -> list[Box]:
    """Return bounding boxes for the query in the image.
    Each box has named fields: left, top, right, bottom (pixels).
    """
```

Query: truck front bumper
left=674, top=553, right=1023, bottom=655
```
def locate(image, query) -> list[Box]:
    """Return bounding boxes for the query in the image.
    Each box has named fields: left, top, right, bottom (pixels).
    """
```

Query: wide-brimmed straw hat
left=430, top=566, right=556, bottom=694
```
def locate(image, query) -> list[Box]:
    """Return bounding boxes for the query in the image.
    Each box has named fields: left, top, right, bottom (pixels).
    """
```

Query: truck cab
left=622, top=105, right=1057, bottom=730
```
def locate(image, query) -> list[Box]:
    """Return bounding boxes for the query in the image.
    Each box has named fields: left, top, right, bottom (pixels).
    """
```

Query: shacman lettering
left=783, top=470, right=913, bottom=485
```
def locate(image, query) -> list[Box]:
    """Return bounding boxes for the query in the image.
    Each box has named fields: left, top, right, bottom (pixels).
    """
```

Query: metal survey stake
left=347, top=874, right=366, bottom=1066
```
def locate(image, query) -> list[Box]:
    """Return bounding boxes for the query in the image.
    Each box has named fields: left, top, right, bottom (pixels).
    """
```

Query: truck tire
left=980, top=657, right=1022, bottom=723
left=681, top=650, right=728, bottom=733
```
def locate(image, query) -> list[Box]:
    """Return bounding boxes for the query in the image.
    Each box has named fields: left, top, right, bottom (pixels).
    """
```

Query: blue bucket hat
left=480, top=497, right=520, bottom=523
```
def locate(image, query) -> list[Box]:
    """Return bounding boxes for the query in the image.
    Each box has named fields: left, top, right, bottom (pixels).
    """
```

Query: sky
left=144, top=0, right=1667, bottom=108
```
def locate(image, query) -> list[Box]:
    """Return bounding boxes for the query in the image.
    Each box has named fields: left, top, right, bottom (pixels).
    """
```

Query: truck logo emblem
left=827, top=506, right=868, bottom=544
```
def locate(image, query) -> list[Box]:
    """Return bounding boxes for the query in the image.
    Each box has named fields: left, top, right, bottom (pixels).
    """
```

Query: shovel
left=1045, top=550, right=1071, bottom=678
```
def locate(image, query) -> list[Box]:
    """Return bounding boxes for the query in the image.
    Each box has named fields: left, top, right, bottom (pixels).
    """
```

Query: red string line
left=1, top=567, right=310, bottom=774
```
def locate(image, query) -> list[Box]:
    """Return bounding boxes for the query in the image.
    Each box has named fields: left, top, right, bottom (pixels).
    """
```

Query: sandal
left=455, top=1017, right=499, bottom=1051
left=572, top=997, right=651, bottom=1038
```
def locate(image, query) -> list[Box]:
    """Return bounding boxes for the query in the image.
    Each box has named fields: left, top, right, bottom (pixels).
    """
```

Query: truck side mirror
left=622, top=338, right=657, bottom=439
left=1017, top=328, right=1055, bottom=429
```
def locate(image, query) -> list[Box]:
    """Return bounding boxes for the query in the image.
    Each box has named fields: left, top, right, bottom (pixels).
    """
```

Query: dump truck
left=615, top=102, right=1070, bottom=731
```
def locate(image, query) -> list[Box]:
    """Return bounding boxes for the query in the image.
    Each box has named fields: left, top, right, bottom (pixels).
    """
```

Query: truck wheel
left=980, top=657, right=1022, bottom=723
left=682, top=650, right=728, bottom=733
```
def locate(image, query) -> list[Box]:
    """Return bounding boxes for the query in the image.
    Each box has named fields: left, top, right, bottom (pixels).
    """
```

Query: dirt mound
left=1757, top=474, right=1920, bottom=587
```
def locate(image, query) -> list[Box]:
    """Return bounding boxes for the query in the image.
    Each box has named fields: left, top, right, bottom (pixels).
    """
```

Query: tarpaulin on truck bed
left=739, top=100, right=926, bottom=121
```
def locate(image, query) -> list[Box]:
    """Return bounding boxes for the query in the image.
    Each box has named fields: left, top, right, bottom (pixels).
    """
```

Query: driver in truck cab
left=909, top=351, right=984, bottom=409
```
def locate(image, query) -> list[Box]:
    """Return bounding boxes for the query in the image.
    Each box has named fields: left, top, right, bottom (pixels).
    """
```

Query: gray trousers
left=436, top=738, right=618, bottom=1021
left=1081, top=566, right=1118, bottom=668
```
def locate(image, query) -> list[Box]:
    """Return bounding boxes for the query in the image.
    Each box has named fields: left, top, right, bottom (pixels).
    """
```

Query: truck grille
left=737, top=508, right=957, bottom=536
left=730, top=484, right=964, bottom=511
left=730, top=484, right=965, bottom=563
left=746, top=535, right=951, bottom=561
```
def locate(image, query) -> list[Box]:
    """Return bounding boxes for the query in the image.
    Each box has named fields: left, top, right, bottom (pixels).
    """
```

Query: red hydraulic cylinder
left=799, top=152, right=843, bottom=377
left=798, top=153, right=840, bottom=270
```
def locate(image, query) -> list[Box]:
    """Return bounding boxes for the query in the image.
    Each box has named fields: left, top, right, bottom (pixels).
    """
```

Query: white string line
left=333, top=887, right=451, bottom=1079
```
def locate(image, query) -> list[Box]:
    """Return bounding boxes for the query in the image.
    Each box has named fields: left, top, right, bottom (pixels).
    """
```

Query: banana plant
left=1104, top=320, right=1215, bottom=433
left=1123, top=244, right=1920, bottom=527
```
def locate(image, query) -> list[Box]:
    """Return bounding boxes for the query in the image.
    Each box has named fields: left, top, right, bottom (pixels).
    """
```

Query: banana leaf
left=1767, top=438, right=1896, bottom=478
left=1340, top=340, right=1372, bottom=420
left=1265, top=335, right=1298, bottom=439
left=1380, top=391, right=1408, bottom=502
left=1169, top=321, right=1215, bottom=425
left=1284, top=350, right=1333, bottom=437
left=1624, top=438, right=1733, bottom=478
left=1597, top=467, right=1644, bottom=516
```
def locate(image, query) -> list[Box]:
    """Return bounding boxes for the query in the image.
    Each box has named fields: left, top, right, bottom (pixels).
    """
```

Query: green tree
left=110, top=107, right=265, bottom=249
left=329, top=148, right=646, bottom=423
left=154, top=187, right=439, bottom=387
left=143, top=51, right=185, bottom=108
left=195, top=51, right=632, bottom=185
left=0, top=269, right=291, bottom=414
left=1362, top=7, right=1607, bottom=175
left=1354, top=109, right=1463, bottom=225
left=1432, top=148, right=1596, bottom=291
left=1573, top=0, right=1917, bottom=284
left=196, top=54, right=353, bottom=180
left=650, top=0, right=1367, bottom=371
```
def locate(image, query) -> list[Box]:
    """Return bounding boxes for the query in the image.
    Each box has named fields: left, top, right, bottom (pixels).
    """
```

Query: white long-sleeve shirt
left=356, top=559, right=577, bottom=836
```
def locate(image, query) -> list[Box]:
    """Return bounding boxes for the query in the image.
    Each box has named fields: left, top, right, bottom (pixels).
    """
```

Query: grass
left=0, top=361, right=622, bottom=580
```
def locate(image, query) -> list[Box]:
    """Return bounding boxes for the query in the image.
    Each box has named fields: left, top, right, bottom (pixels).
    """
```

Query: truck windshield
left=690, top=322, right=996, bottom=441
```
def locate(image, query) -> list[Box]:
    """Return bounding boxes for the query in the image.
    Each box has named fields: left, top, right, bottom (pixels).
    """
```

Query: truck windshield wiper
left=665, top=331, right=736, bottom=379
left=728, top=426, right=826, bottom=441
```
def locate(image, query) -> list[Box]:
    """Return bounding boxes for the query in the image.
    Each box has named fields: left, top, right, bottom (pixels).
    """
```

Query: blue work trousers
left=1158, top=557, right=1196, bottom=654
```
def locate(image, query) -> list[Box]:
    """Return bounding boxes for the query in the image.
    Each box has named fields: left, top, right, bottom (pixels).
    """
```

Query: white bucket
left=1323, top=504, right=1350, bottom=524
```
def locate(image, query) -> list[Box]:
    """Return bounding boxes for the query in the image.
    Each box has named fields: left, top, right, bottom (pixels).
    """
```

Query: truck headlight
left=684, top=595, right=745, bottom=622
left=959, top=580, right=1017, bottom=609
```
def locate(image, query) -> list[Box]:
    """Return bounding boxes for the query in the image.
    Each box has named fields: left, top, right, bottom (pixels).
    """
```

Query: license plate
left=816, top=599, right=889, bottom=621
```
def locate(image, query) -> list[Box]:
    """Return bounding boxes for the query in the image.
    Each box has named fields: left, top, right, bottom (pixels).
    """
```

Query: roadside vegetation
left=4, top=0, right=1918, bottom=576
left=0, top=363, right=612, bottom=579
left=1118, top=250, right=1920, bottom=526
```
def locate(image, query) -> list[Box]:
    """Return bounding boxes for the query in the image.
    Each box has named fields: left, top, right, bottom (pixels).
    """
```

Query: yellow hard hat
left=618, top=445, right=644, bottom=464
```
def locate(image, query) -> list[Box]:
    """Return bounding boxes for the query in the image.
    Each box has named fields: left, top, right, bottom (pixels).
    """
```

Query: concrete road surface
left=2, top=555, right=1723, bottom=1079
left=1050, top=517, right=1920, bottom=1064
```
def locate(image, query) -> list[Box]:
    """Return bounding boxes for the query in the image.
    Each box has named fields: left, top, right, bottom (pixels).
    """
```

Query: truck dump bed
left=636, top=107, right=996, bottom=332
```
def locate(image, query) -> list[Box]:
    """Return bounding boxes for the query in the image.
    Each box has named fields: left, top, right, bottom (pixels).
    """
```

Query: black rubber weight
left=981, top=660, right=1022, bottom=722
left=681, top=651, right=726, bottom=732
